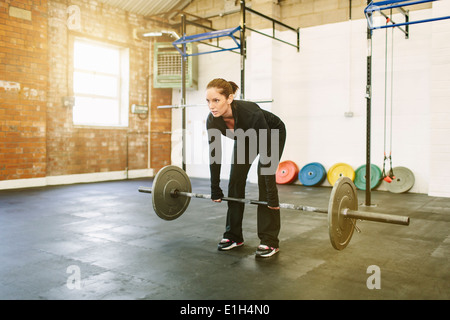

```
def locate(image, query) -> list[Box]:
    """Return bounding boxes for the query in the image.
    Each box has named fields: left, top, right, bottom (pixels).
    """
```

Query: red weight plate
left=276, top=161, right=299, bottom=184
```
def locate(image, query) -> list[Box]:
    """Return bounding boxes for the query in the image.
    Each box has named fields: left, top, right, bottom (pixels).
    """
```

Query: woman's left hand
left=268, top=206, right=280, bottom=210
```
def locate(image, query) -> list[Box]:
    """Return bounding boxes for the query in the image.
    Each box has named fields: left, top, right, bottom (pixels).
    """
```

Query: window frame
left=71, top=36, right=130, bottom=128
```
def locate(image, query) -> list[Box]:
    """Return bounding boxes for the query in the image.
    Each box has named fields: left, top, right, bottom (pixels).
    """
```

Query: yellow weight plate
left=327, top=163, right=355, bottom=186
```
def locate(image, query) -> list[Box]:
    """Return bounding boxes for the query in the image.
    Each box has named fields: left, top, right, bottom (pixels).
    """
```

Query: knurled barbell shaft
left=175, top=190, right=329, bottom=213
left=138, top=187, right=327, bottom=213
left=138, top=187, right=410, bottom=226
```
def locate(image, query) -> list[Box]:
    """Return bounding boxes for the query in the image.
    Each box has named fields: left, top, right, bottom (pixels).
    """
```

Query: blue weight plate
left=299, top=162, right=326, bottom=186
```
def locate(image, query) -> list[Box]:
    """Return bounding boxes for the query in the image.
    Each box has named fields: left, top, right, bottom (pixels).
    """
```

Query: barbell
left=138, top=165, right=410, bottom=250
left=157, top=99, right=274, bottom=109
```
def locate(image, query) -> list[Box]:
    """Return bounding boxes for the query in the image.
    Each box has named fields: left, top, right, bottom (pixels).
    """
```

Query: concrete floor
left=0, top=176, right=449, bottom=300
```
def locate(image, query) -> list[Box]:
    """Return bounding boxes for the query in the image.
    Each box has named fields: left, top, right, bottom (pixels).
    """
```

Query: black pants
left=223, top=125, right=286, bottom=248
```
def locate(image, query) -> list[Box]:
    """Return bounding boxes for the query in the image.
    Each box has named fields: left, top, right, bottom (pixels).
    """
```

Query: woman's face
left=206, top=87, right=233, bottom=118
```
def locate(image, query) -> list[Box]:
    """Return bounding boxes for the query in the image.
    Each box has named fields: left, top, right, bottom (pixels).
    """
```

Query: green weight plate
left=328, top=177, right=358, bottom=250
left=386, top=166, right=415, bottom=194
left=152, top=165, right=191, bottom=221
left=354, top=164, right=382, bottom=190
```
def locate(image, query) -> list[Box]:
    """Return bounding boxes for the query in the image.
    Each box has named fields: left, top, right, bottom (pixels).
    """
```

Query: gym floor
left=0, top=177, right=449, bottom=300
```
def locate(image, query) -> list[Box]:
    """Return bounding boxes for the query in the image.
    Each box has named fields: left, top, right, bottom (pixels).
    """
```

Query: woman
left=206, top=78, right=286, bottom=258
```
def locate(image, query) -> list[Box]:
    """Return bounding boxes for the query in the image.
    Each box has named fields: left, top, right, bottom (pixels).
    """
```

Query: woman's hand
left=268, top=206, right=280, bottom=210
left=213, top=199, right=222, bottom=203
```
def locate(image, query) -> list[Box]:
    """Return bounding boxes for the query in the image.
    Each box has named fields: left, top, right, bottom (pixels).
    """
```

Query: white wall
left=171, top=9, right=450, bottom=197
left=429, top=1, right=450, bottom=197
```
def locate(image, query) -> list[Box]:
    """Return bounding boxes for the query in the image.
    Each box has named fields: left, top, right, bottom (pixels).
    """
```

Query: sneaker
left=218, top=239, right=244, bottom=251
left=255, top=244, right=279, bottom=258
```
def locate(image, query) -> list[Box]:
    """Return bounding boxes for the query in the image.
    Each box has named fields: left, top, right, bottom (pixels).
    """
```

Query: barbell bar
left=138, top=165, right=410, bottom=250
left=157, top=99, right=274, bottom=109
left=138, top=188, right=327, bottom=213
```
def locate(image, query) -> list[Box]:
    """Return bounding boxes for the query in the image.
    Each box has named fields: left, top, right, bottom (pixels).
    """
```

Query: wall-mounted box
left=131, top=104, right=149, bottom=114
left=153, top=42, right=198, bottom=89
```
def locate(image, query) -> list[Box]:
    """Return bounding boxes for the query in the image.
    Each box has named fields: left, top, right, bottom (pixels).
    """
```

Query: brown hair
left=206, top=78, right=239, bottom=97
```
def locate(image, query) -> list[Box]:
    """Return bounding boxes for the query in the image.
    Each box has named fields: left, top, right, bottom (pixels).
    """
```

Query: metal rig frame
left=168, top=0, right=300, bottom=170
left=363, top=0, right=450, bottom=205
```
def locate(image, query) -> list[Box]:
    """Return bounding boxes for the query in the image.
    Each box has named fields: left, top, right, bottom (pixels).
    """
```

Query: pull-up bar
left=171, top=1, right=299, bottom=58
left=244, top=5, right=300, bottom=51
left=157, top=99, right=274, bottom=109
left=365, top=0, right=450, bottom=31
left=172, top=26, right=241, bottom=57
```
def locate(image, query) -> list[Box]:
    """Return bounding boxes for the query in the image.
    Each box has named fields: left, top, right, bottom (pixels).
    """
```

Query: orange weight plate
left=276, top=161, right=299, bottom=184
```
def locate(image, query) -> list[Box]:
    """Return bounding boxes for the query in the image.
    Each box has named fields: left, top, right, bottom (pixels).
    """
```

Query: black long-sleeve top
left=206, top=100, right=285, bottom=207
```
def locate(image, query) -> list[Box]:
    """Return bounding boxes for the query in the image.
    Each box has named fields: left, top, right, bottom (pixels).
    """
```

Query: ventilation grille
left=153, top=43, right=197, bottom=88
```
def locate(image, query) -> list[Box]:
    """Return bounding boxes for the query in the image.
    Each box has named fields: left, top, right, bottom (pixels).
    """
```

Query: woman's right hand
left=211, top=185, right=224, bottom=203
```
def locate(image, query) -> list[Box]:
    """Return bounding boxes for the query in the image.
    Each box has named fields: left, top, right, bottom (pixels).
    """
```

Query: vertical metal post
left=181, top=14, right=187, bottom=171
left=349, top=0, right=352, bottom=20
left=365, top=1, right=372, bottom=206
left=240, top=0, right=246, bottom=99
left=405, top=10, right=409, bottom=39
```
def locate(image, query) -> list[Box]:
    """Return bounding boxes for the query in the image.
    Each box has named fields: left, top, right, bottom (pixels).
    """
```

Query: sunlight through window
left=73, top=38, right=129, bottom=127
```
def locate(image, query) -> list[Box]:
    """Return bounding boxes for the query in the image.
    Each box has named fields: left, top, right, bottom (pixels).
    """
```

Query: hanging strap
left=388, top=21, right=396, bottom=181
left=382, top=15, right=396, bottom=183
left=381, top=18, right=390, bottom=182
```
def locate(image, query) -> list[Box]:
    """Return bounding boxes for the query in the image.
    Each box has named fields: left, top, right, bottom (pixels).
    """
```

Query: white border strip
left=0, top=169, right=154, bottom=190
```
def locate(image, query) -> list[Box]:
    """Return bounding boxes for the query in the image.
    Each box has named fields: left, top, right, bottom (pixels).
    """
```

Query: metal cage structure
left=172, top=0, right=300, bottom=99
left=162, top=0, right=300, bottom=170
left=363, top=0, right=450, bottom=205
left=365, top=0, right=450, bottom=33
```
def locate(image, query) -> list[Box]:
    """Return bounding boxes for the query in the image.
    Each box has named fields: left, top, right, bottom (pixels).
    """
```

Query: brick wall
left=1, top=0, right=173, bottom=184
left=430, top=0, right=450, bottom=197
left=149, top=86, right=172, bottom=170
left=47, top=0, right=156, bottom=176
left=0, top=0, right=48, bottom=180
left=148, top=35, right=172, bottom=171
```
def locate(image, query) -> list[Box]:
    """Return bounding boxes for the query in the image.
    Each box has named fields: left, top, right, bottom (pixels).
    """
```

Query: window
left=73, top=38, right=129, bottom=127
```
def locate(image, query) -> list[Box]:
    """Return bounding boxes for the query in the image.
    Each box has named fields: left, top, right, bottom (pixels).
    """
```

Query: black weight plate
left=152, top=165, right=191, bottom=221
left=328, top=177, right=358, bottom=250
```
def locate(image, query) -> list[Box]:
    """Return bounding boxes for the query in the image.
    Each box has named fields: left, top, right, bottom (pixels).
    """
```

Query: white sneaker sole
left=218, top=241, right=244, bottom=251
left=255, top=247, right=279, bottom=258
